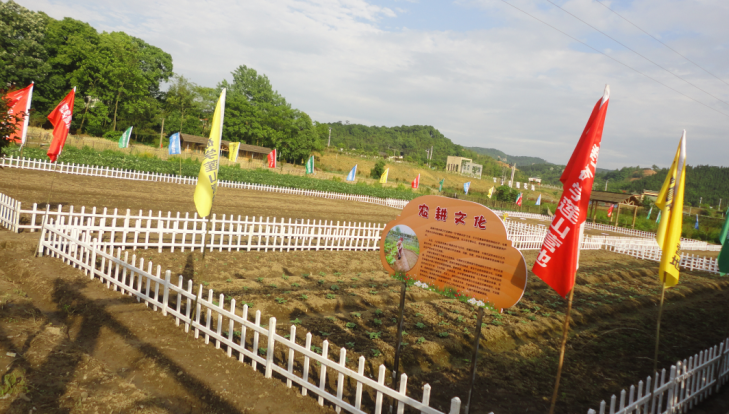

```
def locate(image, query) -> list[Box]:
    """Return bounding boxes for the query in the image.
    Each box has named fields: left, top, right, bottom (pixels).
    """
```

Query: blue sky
left=17, top=0, right=729, bottom=169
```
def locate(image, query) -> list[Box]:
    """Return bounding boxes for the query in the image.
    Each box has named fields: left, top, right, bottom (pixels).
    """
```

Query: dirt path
left=392, top=250, right=418, bottom=272
left=0, top=167, right=400, bottom=224
left=0, top=231, right=331, bottom=414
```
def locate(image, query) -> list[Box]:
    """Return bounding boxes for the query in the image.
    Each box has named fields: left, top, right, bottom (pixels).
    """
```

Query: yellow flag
left=228, top=142, right=240, bottom=162
left=655, top=131, right=686, bottom=287
left=194, top=89, right=226, bottom=218
left=379, top=168, right=389, bottom=184
left=488, top=186, right=494, bottom=199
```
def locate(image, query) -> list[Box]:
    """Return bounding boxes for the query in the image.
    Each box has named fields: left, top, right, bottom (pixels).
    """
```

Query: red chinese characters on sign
left=454, top=211, right=467, bottom=225
left=419, top=204, right=429, bottom=219
left=435, top=207, right=447, bottom=222
left=532, top=88, right=609, bottom=298
left=473, top=215, right=486, bottom=230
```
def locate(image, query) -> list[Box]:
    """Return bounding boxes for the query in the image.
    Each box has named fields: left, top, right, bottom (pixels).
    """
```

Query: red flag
left=516, top=193, right=523, bottom=206
left=47, top=88, right=76, bottom=162
left=532, top=86, right=610, bottom=297
left=267, top=149, right=276, bottom=168
left=607, top=204, right=615, bottom=218
left=411, top=174, right=420, bottom=189
left=3, top=83, right=33, bottom=144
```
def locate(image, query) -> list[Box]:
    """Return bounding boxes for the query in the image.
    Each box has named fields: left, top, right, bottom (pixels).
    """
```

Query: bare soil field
left=2, top=169, right=728, bottom=413
left=0, top=232, right=330, bottom=414
left=0, top=167, right=401, bottom=224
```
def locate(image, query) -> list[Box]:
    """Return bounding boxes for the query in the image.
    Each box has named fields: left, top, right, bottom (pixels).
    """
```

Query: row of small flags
left=2, top=84, right=546, bottom=200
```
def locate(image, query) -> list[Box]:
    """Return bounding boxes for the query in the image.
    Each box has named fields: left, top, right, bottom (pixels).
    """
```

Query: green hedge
left=4, top=146, right=421, bottom=201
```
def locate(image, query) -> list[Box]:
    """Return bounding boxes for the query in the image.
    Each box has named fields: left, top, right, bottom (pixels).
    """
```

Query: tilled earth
left=0, top=167, right=401, bottom=224
left=2, top=168, right=728, bottom=413
left=0, top=232, right=330, bottom=414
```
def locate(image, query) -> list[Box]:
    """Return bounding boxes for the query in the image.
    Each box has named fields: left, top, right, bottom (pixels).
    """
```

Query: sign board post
left=380, top=195, right=528, bottom=410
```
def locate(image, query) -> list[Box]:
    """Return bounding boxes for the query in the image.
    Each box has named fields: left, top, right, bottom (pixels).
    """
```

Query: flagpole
left=652, top=281, right=666, bottom=374
left=190, top=212, right=213, bottom=333
left=19, top=81, right=34, bottom=158
left=390, top=281, right=408, bottom=413
left=36, top=162, right=60, bottom=258
left=464, top=306, right=485, bottom=414
left=548, top=278, right=576, bottom=414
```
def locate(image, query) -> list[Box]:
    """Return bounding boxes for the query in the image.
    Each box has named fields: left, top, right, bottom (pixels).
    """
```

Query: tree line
left=0, top=0, right=323, bottom=163
left=326, top=122, right=513, bottom=177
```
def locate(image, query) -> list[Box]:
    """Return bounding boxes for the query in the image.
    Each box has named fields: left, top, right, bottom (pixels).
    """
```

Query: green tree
left=0, top=1, right=50, bottom=102
left=165, top=74, right=197, bottom=134
left=220, top=65, right=323, bottom=161
left=74, top=31, right=171, bottom=138
left=371, top=160, right=386, bottom=179
left=41, top=17, right=100, bottom=119
left=494, top=185, right=518, bottom=202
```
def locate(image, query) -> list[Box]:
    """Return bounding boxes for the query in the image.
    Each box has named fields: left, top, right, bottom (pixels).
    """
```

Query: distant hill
left=326, top=123, right=522, bottom=179
left=614, top=165, right=729, bottom=207
left=465, top=147, right=550, bottom=166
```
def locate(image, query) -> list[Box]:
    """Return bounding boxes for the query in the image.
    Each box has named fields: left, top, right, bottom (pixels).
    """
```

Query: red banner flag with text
left=3, top=83, right=33, bottom=145
left=411, top=174, right=420, bottom=189
left=47, top=88, right=76, bottom=162
left=607, top=204, right=615, bottom=217
left=532, top=86, right=610, bottom=297
left=267, top=149, right=276, bottom=168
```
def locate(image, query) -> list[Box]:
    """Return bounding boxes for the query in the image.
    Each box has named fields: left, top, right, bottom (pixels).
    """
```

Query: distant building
left=446, top=156, right=482, bottom=179
left=528, top=177, right=542, bottom=184
left=180, top=133, right=271, bottom=160
left=642, top=189, right=659, bottom=203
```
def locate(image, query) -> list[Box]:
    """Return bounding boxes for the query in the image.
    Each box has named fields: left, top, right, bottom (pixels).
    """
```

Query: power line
left=544, top=0, right=729, bottom=108
left=595, top=0, right=729, bottom=89
left=498, top=0, right=729, bottom=119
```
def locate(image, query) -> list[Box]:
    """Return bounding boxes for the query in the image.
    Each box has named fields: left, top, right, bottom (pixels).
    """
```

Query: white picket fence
left=1, top=198, right=383, bottom=253
left=584, top=221, right=657, bottom=239
left=589, top=339, right=729, bottom=414
left=2, top=193, right=721, bottom=273
left=0, top=192, right=20, bottom=232
left=0, top=155, right=410, bottom=210
left=3, top=155, right=723, bottom=252
left=605, top=243, right=722, bottom=273
left=37, top=220, right=468, bottom=414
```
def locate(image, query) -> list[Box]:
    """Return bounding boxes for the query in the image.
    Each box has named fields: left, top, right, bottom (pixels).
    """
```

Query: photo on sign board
left=384, top=225, right=419, bottom=272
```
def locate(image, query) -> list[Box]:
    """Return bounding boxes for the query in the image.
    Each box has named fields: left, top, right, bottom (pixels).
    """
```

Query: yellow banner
left=655, top=131, right=686, bottom=287
left=193, top=89, right=226, bottom=218
left=379, top=168, right=389, bottom=184
left=228, top=142, right=240, bottom=162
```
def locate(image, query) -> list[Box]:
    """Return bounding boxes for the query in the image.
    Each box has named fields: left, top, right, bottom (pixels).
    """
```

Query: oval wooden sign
left=379, top=195, right=527, bottom=310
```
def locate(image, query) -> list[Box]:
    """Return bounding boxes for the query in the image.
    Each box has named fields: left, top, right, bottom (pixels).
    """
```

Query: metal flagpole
left=390, top=281, right=408, bottom=413
left=652, top=281, right=667, bottom=374
left=464, top=306, right=485, bottom=414
left=190, top=212, right=213, bottom=333
left=19, top=81, right=34, bottom=158
left=547, top=275, right=577, bottom=414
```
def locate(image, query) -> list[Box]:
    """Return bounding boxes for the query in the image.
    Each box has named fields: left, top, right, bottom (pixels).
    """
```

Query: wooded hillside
left=327, top=123, right=511, bottom=178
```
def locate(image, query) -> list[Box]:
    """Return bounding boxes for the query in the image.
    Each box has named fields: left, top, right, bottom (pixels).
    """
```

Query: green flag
left=719, top=207, right=729, bottom=274
left=439, top=178, right=444, bottom=192
left=118, top=126, right=133, bottom=148
left=305, top=155, right=314, bottom=174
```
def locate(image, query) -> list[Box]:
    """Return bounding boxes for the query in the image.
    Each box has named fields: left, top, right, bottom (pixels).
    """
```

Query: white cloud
left=17, top=0, right=729, bottom=169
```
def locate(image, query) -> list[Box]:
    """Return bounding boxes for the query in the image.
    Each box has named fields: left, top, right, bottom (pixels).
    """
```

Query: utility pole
left=328, top=127, right=331, bottom=147
left=700, top=196, right=703, bottom=205
left=159, top=118, right=165, bottom=148
left=605, top=179, right=609, bottom=191
left=719, top=198, right=722, bottom=210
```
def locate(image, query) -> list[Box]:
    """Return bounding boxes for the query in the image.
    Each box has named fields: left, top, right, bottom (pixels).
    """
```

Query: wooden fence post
left=265, top=316, right=276, bottom=378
